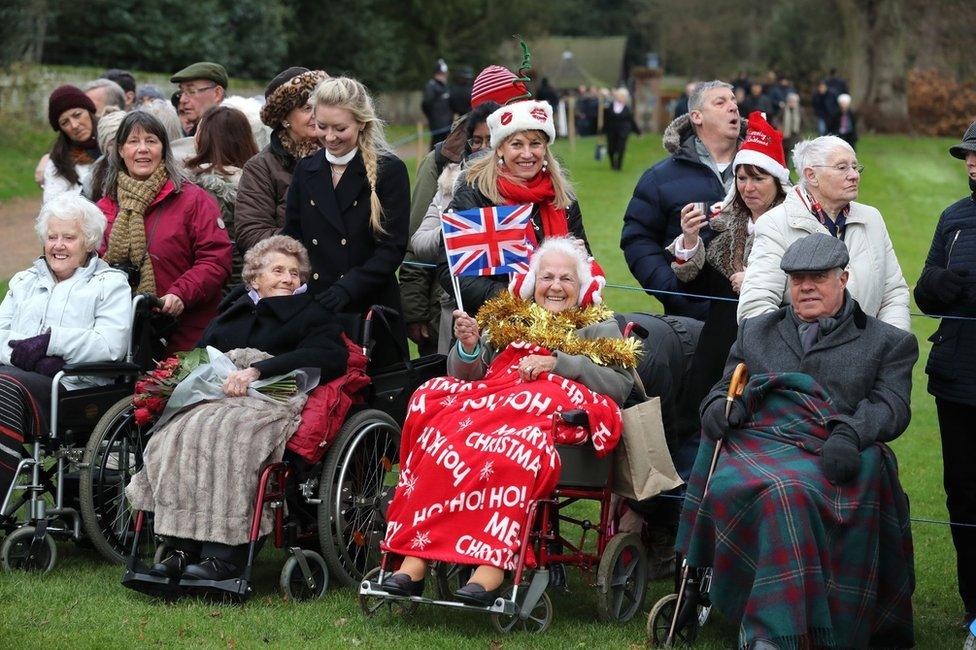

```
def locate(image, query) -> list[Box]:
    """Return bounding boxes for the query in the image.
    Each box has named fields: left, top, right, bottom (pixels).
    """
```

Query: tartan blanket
left=676, top=372, right=914, bottom=649
left=382, top=341, right=622, bottom=570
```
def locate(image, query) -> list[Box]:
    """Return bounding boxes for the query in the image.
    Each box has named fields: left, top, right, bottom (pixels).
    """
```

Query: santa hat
left=471, top=65, right=529, bottom=108
left=732, top=111, right=790, bottom=184
left=488, top=100, right=555, bottom=149
left=508, top=240, right=606, bottom=307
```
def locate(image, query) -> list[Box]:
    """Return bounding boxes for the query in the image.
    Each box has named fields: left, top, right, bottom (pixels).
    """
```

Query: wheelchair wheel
left=358, top=566, right=419, bottom=617
left=279, top=549, right=329, bottom=601
left=318, top=409, right=400, bottom=588
left=647, top=592, right=702, bottom=647
left=490, top=584, right=554, bottom=634
left=1, top=526, right=57, bottom=573
left=596, top=532, right=648, bottom=623
left=79, top=396, right=157, bottom=564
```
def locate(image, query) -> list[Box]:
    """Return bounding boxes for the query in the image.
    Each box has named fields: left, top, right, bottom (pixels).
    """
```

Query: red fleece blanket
left=382, top=341, right=622, bottom=570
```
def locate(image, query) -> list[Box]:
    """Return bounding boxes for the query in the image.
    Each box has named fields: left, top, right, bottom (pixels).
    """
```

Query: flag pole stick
left=441, top=224, right=465, bottom=314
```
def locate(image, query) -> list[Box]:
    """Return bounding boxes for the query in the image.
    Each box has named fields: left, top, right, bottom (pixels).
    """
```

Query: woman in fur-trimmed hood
left=235, top=67, right=328, bottom=253
left=666, top=112, right=790, bottom=429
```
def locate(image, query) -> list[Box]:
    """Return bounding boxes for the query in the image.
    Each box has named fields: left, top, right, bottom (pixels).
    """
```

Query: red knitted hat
left=471, top=65, right=529, bottom=108
left=48, top=85, right=97, bottom=132
left=509, top=245, right=606, bottom=307
left=733, top=111, right=789, bottom=184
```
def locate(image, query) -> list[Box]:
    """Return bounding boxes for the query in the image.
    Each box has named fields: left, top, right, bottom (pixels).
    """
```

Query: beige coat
left=737, top=189, right=911, bottom=331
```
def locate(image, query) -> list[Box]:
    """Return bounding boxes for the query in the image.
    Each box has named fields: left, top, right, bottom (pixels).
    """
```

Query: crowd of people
left=2, top=54, right=975, bottom=649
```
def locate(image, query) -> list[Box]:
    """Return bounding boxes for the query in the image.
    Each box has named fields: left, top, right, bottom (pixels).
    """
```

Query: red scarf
left=496, top=171, right=569, bottom=246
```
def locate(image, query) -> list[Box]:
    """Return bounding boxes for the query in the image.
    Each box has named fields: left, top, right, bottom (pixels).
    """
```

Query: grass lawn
left=0, top=130, right=969, bottom=649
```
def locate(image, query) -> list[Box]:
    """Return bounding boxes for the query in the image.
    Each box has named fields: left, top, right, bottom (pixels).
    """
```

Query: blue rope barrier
left=399, top=260, right=976, bottom=322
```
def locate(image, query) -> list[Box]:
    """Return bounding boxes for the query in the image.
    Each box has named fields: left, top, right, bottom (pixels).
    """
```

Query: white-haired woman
left=125, top=235, right=349, bottom=590
left=603, top=87, right=641, bottom=171
left=441, top=99, right=589, bottom=317
left=282, top=76, right=409, bottom=366
left=737, top=135, right=910, bottom=330
left=831, top=93, right=858, bottom=151
left=381, top=236, right=633, bottom=607
left=0, top=194, right=131, bottom=501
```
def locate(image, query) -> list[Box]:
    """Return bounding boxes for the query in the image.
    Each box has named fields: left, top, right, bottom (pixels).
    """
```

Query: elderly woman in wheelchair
left=0, top=194, right=132, bottom=553
left=377, top=236, right=637, bottom=608
left=123, top=235, right=349, bottom=594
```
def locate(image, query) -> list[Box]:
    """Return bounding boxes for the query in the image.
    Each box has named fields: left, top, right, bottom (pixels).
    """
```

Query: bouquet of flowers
left=131, top=348, right=298, bottom=425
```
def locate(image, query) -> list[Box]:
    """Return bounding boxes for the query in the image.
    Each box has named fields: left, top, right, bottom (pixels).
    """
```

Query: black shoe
left=453, top=582, right=501, bottom=606
left=380, top=572, right=424, bottom=597
left=148, top=550, right=190, bottom=580
left=182, top=557, right=240, bottom=582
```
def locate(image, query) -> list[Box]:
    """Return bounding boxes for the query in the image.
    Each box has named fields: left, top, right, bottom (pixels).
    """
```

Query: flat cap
left=780, top=233, right=849, bottom=273
left=170, top=62, right=228, bottom=88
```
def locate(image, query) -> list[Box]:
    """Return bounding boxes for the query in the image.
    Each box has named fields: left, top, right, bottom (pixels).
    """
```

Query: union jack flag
left=441, top=204, right=532, bottom=277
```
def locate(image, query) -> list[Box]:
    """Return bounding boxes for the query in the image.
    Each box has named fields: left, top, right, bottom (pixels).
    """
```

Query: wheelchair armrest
left=558, top=409, right=590, bottom=428
left=61, top=361, right=143, bottom=376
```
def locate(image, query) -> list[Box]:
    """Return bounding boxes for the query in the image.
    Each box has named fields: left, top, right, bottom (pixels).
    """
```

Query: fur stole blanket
left=126, top=348, right=308, bottom=545
left=704, top=202, right=754, bottom=279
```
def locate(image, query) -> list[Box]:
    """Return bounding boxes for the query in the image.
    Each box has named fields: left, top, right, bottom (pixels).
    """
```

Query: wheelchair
left=358, top=321, right=658, bottom=632
left=0, top=294, right=162, bottom=573
left=120, top=305, right=446, bottom=602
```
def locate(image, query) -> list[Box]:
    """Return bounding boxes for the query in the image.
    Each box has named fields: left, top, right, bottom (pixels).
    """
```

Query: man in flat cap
left=676, top=232, right=918, bottom=649
left=171, top=61, right=228, bottom=137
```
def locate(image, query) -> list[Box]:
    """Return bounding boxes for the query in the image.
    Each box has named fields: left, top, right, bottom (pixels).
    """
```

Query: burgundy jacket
left=97, top=180, right=232, bottom=352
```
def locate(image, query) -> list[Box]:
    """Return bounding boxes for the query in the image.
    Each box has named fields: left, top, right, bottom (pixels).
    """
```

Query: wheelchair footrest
left=121, top=568, right=183, bottom=600
left=359, top=580, right=516, bottom=614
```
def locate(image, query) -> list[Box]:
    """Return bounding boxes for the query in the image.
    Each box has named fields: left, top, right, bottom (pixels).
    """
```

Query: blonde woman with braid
left=97, top=112, right=233, bottom=353
left=283, top=76, right=410, bottom=365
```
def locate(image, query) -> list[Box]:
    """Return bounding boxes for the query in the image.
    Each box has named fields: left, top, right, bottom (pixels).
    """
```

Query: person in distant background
left=603, top=87, right=641, bottom=171
left=831, top=94, right=858, bottom=151
left=103, top=69, right=137, bottom=109
left=83, top=78, right=127, bottom=116
left=422, top=59, right=453, bottom=150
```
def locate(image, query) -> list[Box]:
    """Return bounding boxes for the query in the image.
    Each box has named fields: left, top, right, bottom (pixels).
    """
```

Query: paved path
left=0, top=196, right=42, bottom=280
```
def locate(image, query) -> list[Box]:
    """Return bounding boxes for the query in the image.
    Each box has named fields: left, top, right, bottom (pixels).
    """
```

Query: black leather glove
left=821, top=424, right=861, bottom=485
left=8, top=330, right=52, bottom=372
left=916, top=266, right=968, bottom=305
left=316, top=285, right=350, bottom=312
left=700, top=396, right=747, bottom=442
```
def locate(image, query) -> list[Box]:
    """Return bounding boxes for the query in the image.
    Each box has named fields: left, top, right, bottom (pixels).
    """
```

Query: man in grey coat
left=702, top=232, right=918, bottom=484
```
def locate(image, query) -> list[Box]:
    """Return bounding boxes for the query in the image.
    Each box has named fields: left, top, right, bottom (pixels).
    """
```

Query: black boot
left=380, top=572, right=424, bottom=597
left=182, top=557, right=240, bottom=581
left=454, top=582, right=501, bottom=606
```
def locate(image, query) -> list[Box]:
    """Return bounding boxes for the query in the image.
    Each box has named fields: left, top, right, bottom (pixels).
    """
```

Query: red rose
left=145, top=396, right=166, bottom=413
left=151, top=369, right=173, bottom=380
left=132, top=393, right=148, bottom=407
left=133, top=407, right=153, bottom=426
left=135, top=380, right=152, bottom=394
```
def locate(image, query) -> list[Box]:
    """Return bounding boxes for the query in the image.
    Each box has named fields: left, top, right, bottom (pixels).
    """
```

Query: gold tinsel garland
left=475, top=293, right=641, bottom=368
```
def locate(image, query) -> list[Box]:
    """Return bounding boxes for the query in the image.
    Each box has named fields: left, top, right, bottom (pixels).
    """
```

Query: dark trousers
left=936, top=397, right=976, bottom=613
left=607, top=133, right=629, bottom=170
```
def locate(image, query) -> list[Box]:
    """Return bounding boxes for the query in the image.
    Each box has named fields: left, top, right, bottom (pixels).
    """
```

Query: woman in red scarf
left=439, top=100, right=589, bottom=316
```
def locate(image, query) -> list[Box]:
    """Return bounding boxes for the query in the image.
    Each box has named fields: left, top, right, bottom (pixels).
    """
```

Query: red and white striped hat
left=471, top=65, right=529, bottom=109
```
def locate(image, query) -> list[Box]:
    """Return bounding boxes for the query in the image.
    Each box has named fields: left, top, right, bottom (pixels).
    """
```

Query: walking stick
left=665, top=362, right=748, bottom=646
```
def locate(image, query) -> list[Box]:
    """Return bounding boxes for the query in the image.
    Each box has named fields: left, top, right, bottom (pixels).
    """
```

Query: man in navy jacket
left=620, top=81, right=742, bottom=319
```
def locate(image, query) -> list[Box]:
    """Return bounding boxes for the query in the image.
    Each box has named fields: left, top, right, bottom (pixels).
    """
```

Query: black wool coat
left=282, top=150, right=409, bottom=315
left=199, top=287, right=349, bottom=383
left=915, top=190, right=976, bottom=405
